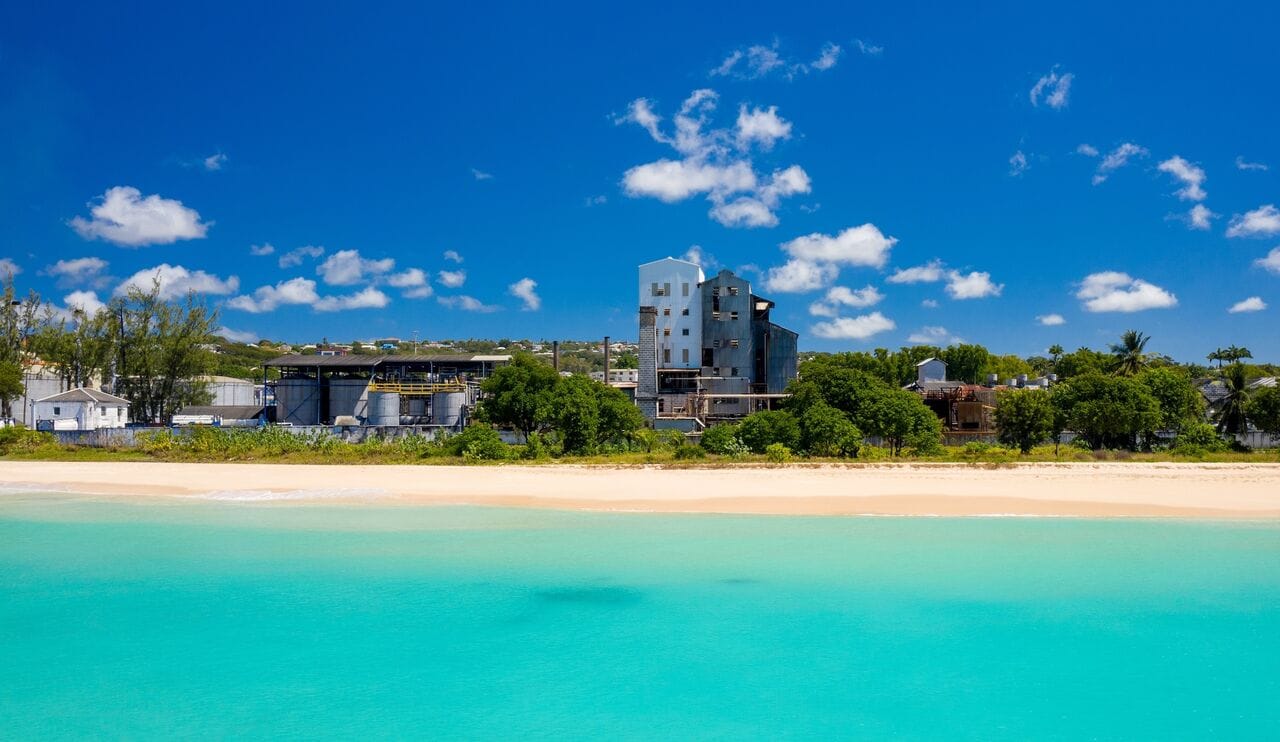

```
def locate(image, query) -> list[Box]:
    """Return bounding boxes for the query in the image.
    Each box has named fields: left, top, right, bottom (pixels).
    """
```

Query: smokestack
left=552, top=341, right=560, bottom=372
left=637, top=308, right=658, bottom=419
left=603, top=336, right=611, bottom=382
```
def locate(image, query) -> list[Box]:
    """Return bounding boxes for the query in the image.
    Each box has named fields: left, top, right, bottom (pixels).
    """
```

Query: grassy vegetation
left=3, top=425, right=1275, bottom=467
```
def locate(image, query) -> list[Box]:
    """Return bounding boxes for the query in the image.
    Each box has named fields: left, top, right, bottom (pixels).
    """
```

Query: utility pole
left=412, top=330, right=419, bottom=355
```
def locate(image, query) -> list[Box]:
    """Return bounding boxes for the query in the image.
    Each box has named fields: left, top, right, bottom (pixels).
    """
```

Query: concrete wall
left=12, top=371, right=65, bottom=426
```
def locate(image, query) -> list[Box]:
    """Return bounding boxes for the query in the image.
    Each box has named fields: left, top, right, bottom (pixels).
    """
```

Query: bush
left=700, top=424, right=741, bottom=454
left=0, top=425, right=56, bottom=453
left=674, top=444, right=707, bottom=460
left=764, top=443, right=792, bottom=463
left=798, top=401, right=861, bottom=457
left=1171, top=422, right=1229, bottom=456
left=736, top=410, right=801, bottom=454
left=656, top=429, right=688, bottom=451
left=446, top=425, right=511, bottom=460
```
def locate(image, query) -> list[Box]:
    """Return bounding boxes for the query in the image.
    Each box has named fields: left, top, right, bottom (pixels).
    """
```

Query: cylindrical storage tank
left=327, top=379, right=370, bottom=421
left=406, top=398, right=427, bottom=417
left=1047, top=373, right=1059, bottom=382
left=368, top=391, right=401, bottom=426
left=986, top=373, right=999, bottom=386
left=430, top=391, right=465, bottom=427
left=200, top=376, right=257, bottom=406
left=1016, top=374, right=1028, bottom=386
left=275, top=378, right=320, bottom=425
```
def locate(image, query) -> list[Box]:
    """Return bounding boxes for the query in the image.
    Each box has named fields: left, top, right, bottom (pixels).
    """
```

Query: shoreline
left=2, top=460, right=1280, bottom=518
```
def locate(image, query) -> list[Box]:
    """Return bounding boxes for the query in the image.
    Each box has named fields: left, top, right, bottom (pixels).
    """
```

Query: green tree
left=1215, top=363, right=1253, bottom=435
left=941, top=344, right=990, bottom=384
left=797, top=401, right=862, bottom=457
left=111, top=282, right=218, bottom=423
left=31, top=307, right=115, bottom=389
left=1136, top=366, right=1204, bottom=434
left=1048, top=344, right=1064, bottom=371
left=1246, top=386, right=1280, bottom=440
left=1109, top=330, right=1151, bottom=376
left=549, top=374, right=602, bottom=454
left=699, top=423, right=742, bottom=454
left=1055, top=347, right=1110, bottom=379
left=0, top=360, right=23, bottom=419
left=1052, top=372, right=1161, bottom=449
left=476, top=351, right=559, bottom=441
left=736, top=410, right=801, bottom=453
left=865, top=390, right=942, bottom=456
left=982, top=354, right=1034, bottom=382
left=993, top=390, right=1056, bottom=454
left=594, top=380, right=646, bottom=446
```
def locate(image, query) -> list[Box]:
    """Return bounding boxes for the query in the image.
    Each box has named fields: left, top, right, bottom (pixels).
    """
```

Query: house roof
left=916, top=357, right=945, bottom=367
left=35, top=387, right=130, bottom=405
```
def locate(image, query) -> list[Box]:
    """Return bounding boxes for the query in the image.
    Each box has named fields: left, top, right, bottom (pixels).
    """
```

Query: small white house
left=32, top=388, right=129, bottom=431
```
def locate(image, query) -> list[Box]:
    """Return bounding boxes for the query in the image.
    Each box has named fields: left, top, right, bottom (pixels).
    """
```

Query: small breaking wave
left=185, top=488, right=392, bottom=502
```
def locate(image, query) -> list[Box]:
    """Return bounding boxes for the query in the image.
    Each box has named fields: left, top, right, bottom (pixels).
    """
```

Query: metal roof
left=263, top=353, right=512, bottom=368
left=35, top=387, right=130, bottom=405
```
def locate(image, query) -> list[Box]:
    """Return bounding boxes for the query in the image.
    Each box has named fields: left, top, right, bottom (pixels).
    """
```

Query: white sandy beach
left=2, top=460, right=1280, bottom=517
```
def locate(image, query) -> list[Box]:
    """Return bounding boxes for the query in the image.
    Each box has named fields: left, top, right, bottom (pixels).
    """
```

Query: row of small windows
left=711, top=311, right=738, bottom=321
left=662, top=349, right=692, bottom=363
left=662, top=328, right=691, bottom=336
left=710, top=286, right=740, bottom=296
left=661, top=307, right=690, bottom=317
left=650, top=282, right=692, bottom=297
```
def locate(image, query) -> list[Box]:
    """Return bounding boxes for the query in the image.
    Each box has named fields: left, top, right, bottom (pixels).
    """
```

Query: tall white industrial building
left=637, top=257, right=704, bottom=369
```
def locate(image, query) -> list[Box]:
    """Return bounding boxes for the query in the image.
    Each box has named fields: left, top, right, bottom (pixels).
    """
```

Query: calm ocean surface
left=2, top=494, right=1278, bottom=740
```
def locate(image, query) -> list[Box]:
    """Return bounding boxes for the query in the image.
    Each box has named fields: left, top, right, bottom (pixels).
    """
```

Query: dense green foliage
left=1247, top=386, right=1280, bottom=439
left=994, top=390, right=1056, bottom=453
left=1051, top=373, right=1161, bottom=450
left=736, top=410, right=801, bottom=453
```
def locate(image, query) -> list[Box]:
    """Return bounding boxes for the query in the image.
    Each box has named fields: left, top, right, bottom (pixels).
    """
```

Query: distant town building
left=31, top=388, right=129, bottom=432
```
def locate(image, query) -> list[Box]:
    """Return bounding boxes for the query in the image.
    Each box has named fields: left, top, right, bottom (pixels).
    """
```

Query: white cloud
left=443, top=250, right=464, bottom=263
left=249, top=243, right=275, bottom=256
left=736, top=105, right=792, bottom=150
left=217, top=326, right=259, bottom=344
left=313, top=287, right=389, bottom=312
left=1236, top=156, right=1268, bottom=172
left=70, top=186, right=210, bottom=247
left=682, top=245, right=718, bottom=270
left=810, top=285, right=884, bottom=316
left=278, top=245, right=324, bottom=268
left=227, top=277, right=320, bottom=313
left=887, top=259, right=946, bottom=284
left=945, top=270, right=1003, bottom=299
left=63, top=290, right=105, bottom=315
left=437, top=270, right=466, bottom=288
left=1226, top=204, right=1280, bottom=238
left=204, top=153, right=227, bottom=171
left=618, top=89, right=810, bottom=228
left=854, top=39, right=883, bottom=56
left=471, top=168, right=493, bottom=180
left=1092, top=143, right=1147, bottom=185
left=43, top=256, right=107, bottom=285
left=508, top=278, right=541, bottom=311
left=1076, top=144, right=1099, bottom=157
left=316, top=249, right=395, bottom=286
left=810, top=312, right=896, bottom=340
left=0, top=258, right=20, bottom=277
left=1076, top=271, right=1177, bottom=312
left=1228, top=296, right=1266, bottom=314
left=781, top=224, right=895, bottom=268
left=1188, top=203, right=1216, bottom=230
left=1037, top=313, right=1066, bottom=326
left=437, top=295, right=500, bottom=313
left=1009, top=150, right=1029, bottom=177
left=1157, top=155, right=1207, bottom=201
left=114, top=264, right=239, bottom=300
left=907, top=326, right=962, bottom=345
left=1030, top=68, right=1073, bottom=109
left=765, top=259, right=838, bottom=293
left=585, top=195, right=608, bottom=206
left=812, top=42, right=842, bottom=70
left=387, top=268, right=427, bottom=288
left=921, top=299, right=939, bottom=308
left=1254, top=247, right=1280, bottom=274
left=403, top=286, right=434, bottom=299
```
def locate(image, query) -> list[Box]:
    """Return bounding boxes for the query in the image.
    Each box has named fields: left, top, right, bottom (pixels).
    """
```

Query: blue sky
left=2, top=1, right=1278, bottom=361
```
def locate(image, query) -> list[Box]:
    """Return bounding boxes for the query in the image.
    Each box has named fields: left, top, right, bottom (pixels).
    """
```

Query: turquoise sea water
left=2, top=494, right=1278, bottom=740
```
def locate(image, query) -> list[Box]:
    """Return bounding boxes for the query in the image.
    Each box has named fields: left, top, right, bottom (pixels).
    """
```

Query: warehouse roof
left=263, top=354, right=511, bottom=367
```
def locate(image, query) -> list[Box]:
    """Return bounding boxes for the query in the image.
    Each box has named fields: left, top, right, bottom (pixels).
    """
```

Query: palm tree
left=1207, top=348, right=1224, bottom=369
left=1109, top=330, right=1150, bottom=377
left=1223, top=345, right=1253, bottom=365
left=1048, top=344, right=1064, bottom=367
left=1216, top=362, right=1252, bottom=435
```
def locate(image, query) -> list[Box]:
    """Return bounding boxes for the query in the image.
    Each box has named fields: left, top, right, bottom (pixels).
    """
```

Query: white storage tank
left=430, top=391, right=465, bottom=427
left=327, top=379, right=370, bottom=421
left=198, top=376, right=257, bottom=407
left=369, top=391, right=401, bottom=426
left=275, top=378, right=320, bottom=425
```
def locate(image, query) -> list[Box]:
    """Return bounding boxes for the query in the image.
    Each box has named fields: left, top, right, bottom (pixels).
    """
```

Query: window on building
left=731, top=367, right=739, bottom=376
left=729, top=339, right=740, bottom=348
left=712, top=287, right=720, bottom=297
left=663, top=282, right=671, bottom=297
left=651, top=282, right=659, bottom=296
left=712, top=311, right=721, bottom=320
left=681, top=348, right=689, bottom=363
left=682, top=283, right=689, bottom=297
left=663, top=349, right=671, bottom=363
left=681, top=308, right=689, bottom=316
left=663, top=328, right=671, bottom=336
left=713, top=367, right=720, bottom=376
left=681, top=328, right=689, bottom=336
left=702, top=348, right=714, bottom=366
left=712, top=339, right=720, bottom=348
left=728, top=286, right=739, bottom=296
left=730, top=311, right=739, bottom=320
left=663, top=307, right=670, bottom=316
left=53, top=406, right=61, bottom=415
